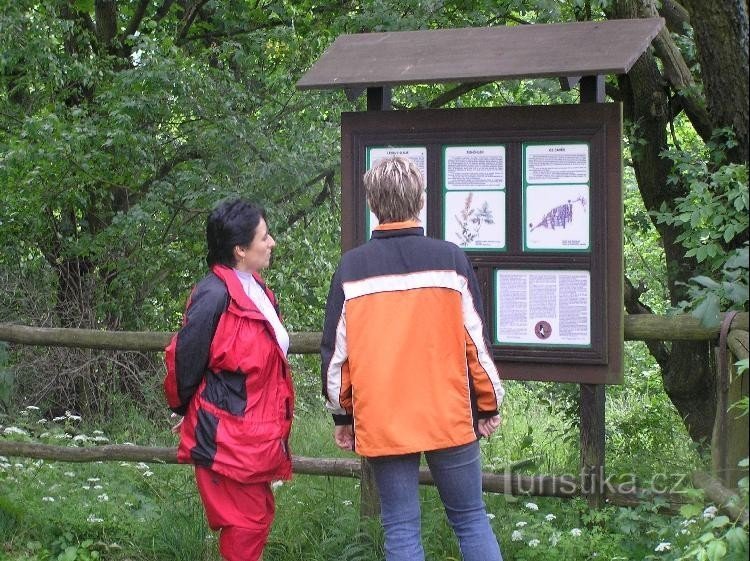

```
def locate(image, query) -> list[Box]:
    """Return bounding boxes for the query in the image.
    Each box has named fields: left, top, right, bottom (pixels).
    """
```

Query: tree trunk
left=680, top=0, right=750, bottom=162
left=609, top=0, right=717, bottom=443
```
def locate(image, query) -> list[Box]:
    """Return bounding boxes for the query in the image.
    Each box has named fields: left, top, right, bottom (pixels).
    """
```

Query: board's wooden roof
left=297, top=18, right=663, bottom=90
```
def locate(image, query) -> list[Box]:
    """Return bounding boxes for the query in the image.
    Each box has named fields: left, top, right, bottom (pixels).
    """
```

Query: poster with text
left=525, top=184, right=590, bottom=250
left=495, top=269, right=591, bottom=346
left=444, top=190, right=505, bottom=250
left=366, top=146, right=427, bottom=234
left=444, top=145, right=505, bottom=190
left=525, top=143, right=589, bottom=184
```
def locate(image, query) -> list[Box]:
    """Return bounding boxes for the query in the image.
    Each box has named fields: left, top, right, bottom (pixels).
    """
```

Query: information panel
left=366, top=146, right=427, bottom=234
left=341, top=104, right=623, bottom=384
left=524, top=143, right=590, bottom=251
left=495, top=269, right=591, bottom=346
left=442, top=145, right=506, bottom=250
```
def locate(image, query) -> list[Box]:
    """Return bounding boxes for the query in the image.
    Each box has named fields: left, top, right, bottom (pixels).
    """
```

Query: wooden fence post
left=580, top=383, right=606, bottom=508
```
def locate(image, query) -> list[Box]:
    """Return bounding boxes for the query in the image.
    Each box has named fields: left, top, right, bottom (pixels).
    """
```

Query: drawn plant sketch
left=530, top=196, right=587, bottom=231
left=455, top=192, right=495, bottom=246
left=525, top=185, right=590, bottom=250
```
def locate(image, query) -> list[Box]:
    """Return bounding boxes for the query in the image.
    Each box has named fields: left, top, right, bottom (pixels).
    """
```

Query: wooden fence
left=0, top=312, right=748, bottom=524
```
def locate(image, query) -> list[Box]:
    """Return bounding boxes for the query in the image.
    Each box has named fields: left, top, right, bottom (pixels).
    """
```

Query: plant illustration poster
left=444, top=190, right=505, bottom=250
left=524, top=184, right=590, bottom=250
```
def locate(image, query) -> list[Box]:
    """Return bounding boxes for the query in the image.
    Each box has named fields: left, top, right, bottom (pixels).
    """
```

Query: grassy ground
left=1, top=353, right=746, bottom=560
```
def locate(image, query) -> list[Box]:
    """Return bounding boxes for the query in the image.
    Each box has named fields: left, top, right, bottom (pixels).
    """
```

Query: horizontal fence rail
left=0, top=440, right=690, bottom=513
left=1, top=313, right=748, bottom=352
left=1, top=312, right=748, bottom=523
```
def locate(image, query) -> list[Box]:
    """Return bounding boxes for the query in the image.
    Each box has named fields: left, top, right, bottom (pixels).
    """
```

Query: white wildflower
left=654, top=542, right=671, bottom=552
left=87, top=514, right=104, bottom=523
left=42, top=496, right=55, bottom=502
left=3, top=426, right=29, bottom=436
left=342, top=500, right=353, bottom=506
left=93, top=484, right=103, bottom=489
left=72, top=435, right=88, bottom=442
left=486, top=513, right=496, bottom=520
left=681, top=518, right=696, bottom=527
left=97, top=494, right=109, bottom=502
left=37, top=419, right=48, bottom=424
left=91, top=436, right=109, bottom=443
left=528, top=539, right=540, bottom=547
left=87, top=478, right=100, bottom=482
left=570, top=528, right=582, bottom=537
left=702, top=506, right=718, bottom=520
left=25, top=405, right=40, bottom=411
left=516, top=521, right=528, bottom=527
left=0, top=456, right=7, bottom=462
left=64, top=472, right=75, bottom=477
left=92, top=430, right=104, bottom=435
left=511, top=530, right=523, bottom=542
left=14, top=463, right=23, bottom=469
left=143, top=471, right=153, bottom=477
left=545, top=513, right=556, bottom=521
left=524, top=502, right=539, bottom=511
left=83, top=484, right=91, bottom=490
left=52, top=416, right=66, bottom=422
left=66, top=412, right=82, bottom=421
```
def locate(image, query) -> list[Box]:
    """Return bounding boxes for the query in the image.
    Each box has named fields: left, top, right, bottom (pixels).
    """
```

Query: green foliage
left=654, top=129, right=749, bottom=326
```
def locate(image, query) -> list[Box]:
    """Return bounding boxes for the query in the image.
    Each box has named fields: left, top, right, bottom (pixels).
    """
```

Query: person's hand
left=170, top=414, right=184, bottom=434
left=478, top=414, right=502, bottom=438
left=334, top=424, right=355, bottom=451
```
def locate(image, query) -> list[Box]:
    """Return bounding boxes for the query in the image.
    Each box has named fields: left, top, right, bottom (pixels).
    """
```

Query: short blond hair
left=364, top=155, right=424, bottom=224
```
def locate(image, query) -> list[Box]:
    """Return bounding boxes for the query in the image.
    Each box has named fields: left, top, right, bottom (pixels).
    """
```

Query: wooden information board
left=341, top=104, right=623, bottom=384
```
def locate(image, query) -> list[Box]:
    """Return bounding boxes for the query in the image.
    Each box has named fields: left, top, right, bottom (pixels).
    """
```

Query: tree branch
left=624, top=275, right=671, bottom=367
left=278, top=172, right=335, bottom=234
left=154, top=0, right=175, bottom=21
left=175, top=0, right=210, bottom=44
left=427, top=82, right=491, bottom=108
left=94, top=0, right=118, bottom=48
left=659, top=0, right=691, bottom=35
left=637, top=1, right=713, bottom=142
left=123, top=0, right=150, bottom=39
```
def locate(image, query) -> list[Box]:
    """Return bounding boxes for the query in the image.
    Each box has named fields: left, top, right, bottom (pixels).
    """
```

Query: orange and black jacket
left=164, top=265, right=294, bottom=483
left=321, top=221, right=504, bottom=457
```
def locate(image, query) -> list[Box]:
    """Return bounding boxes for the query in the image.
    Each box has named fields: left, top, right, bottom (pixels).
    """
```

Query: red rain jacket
left=164, top=265, right=294, bottom=483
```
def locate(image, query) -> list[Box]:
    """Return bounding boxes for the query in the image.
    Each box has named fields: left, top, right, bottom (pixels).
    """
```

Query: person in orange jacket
left=322, top=156, right=504, bottom=561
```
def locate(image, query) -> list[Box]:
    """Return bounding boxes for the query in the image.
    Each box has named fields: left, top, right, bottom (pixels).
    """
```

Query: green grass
left=0, top=368, right=747, bottom=561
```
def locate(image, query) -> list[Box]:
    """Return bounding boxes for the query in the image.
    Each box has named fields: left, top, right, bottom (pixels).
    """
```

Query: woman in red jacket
left=164, top=199, right=294, bottom=561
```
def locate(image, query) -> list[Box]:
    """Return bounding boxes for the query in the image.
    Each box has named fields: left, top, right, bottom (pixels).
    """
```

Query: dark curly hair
left=206, top=199, right=266, bottom=267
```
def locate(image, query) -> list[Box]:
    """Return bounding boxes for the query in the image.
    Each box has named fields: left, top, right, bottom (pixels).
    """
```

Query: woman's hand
left=478, top=414, right=502, bottom=438
left=334, top=425, right=355, bottom=451
left=170, top=413, right=184, bottom=434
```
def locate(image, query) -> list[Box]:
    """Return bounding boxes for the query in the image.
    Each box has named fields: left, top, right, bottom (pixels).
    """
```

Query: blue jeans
left=369, top=441, right=503, bottom=561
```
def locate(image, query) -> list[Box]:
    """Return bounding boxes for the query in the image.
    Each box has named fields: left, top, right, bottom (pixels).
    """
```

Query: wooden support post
left=580, top=384, right=606, bottom=508
left=577, top=74, right=606, bottom=509
left=366, top=86, right=392, bottom=111
left=355, top=85, right=392, bottom=519
left=579, top=75, right=605, bottom=103
left=712, top=313, right=748, bottom=487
